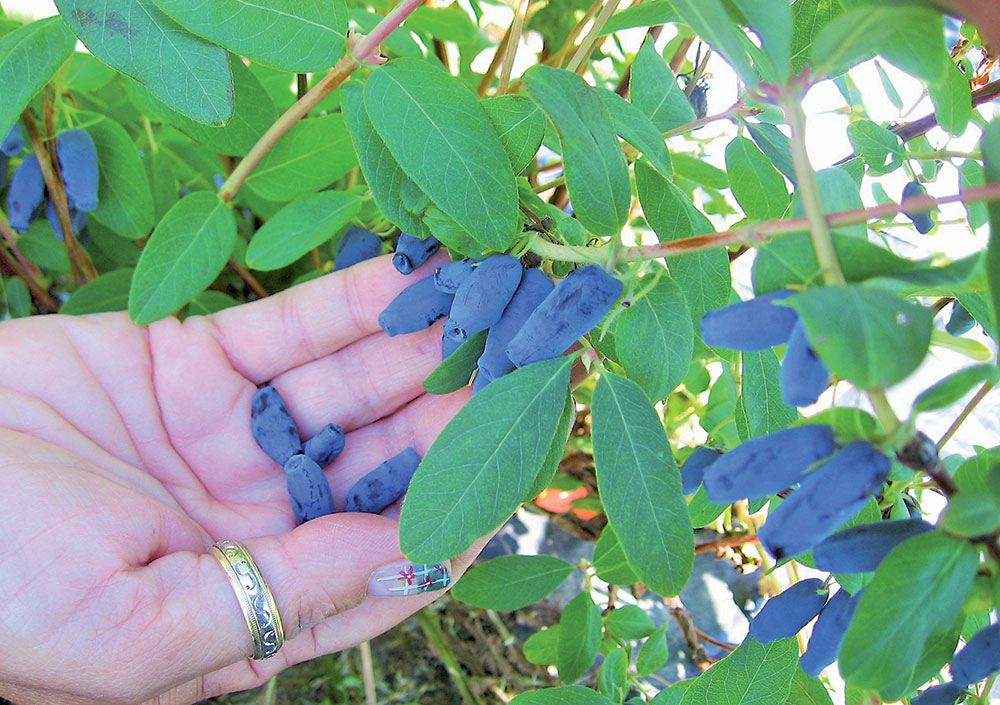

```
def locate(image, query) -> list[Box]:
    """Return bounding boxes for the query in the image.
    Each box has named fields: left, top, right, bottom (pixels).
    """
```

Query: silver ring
left=211, top=539, right=285, bottom=659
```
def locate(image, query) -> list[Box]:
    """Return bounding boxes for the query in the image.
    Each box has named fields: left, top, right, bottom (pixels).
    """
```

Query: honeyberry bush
left=2, top=0, right=1000, bottom=702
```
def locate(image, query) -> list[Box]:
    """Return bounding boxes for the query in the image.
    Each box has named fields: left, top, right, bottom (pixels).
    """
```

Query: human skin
left=0, top=252, right=484, bottom=705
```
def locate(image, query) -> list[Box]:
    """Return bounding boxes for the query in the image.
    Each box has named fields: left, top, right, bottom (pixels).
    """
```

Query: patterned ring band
left=211, top=539, right=285, bottom=660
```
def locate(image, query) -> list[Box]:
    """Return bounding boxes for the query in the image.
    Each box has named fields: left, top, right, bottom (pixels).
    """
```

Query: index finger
left=206, top=253, right=451, bottom=383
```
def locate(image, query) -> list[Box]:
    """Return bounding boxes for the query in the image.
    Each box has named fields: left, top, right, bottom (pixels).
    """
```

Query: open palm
left=0, top=253, right=481, bottom=705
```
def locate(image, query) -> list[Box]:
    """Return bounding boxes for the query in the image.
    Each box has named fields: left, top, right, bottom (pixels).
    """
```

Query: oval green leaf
left=913, top=364, right=999, bottom=413
left=510, top=686, right=615, bottom=705
left=246, top=191, right=360, bottom=271
left=60, top=268, right=134, bottom=315
left=595, top=86, right=673, bottom=179
left=725, top=136, right=789, bottom=220
left=422, top=329, right=488, bottom=395
left=481, top=94, right=547, bottom=175
left=450, top=555, right=574, bottom=611
left=557, top=591, right=603, bottom=683
left=679, top=637, right=798, bottom=705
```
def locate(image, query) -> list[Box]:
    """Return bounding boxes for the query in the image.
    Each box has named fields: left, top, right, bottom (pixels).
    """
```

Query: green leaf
left=400, top=356, right=572, bottom=561
left=128, top=192, right=236, bottom=325
left=185, top=290, right=238, bottom=316
left=671, top=153, right=729, bottom=190
left=524, top=627, right=560, bottom=666
left=809, top=5, right=932, bottom=78
left=745, top=121, right=796, bottom=185
left=793, top=167, right=864, bottom=239
left=595, top=87, right=673, bottom=179
left=481, top=94, right=547, bottom=175
left=598, top=647, right=629, bottom=703
left=152, top=0, right=347, bottom=72
left=732, top=0, right=791, bottom=80
left=4, top=277, right=31, bottom=318
left=941, top=492, right=1000, bottom=538
left=511, top=686, right=615, bottom=705
left=60, top=51, right=116, bottom=92
left=788, top=285, right=933, bottom=389
left=365, top=58, right=518, bottom=250
left=602, top=0, right=677, bottom=34
left=56, top=0, right=233, bottom=124
left=245, top=114, right=356, bottom=202
left=874, top=60, right=903, bottom=110
left=650, top=681, right=694, bottom=705
left=615, top=271, right=692, bottom=402
left=960, top=159, right=989, bottom=230
left=0, top=17, right=76, bottom=139
left=132, top=55, right=278, bottom=156
left=405, top=4, right=476, bottom=43
left=451, top=555, right=574, bottom=610
left=525, top=391, right=576, bottom=501
left=142, top=150, right=177, bottom=223
left=76, top=113, right=155, bottom=239
left=784, top=667, right=834, bottom=705
left=557, top=591, right=603, bottom=683
left=981, top=119, right=1000, bottom=341
left=679, top=636, right=799, bottom=705
left=60, top=268, right=133, bottom=315
left=19, top=221, right=71, bottom=272
left=789, top=0, right=845, bottom=75
left=593, top=373, right=694, bottom=596
left=687, top=485, right=728, bottom=528
left=423, top=206, right=483, bottom=259
left=847, top=120, right=903, bottom=175
left=740, top=349, right=797, bottom=438
left=724, top=136, right=789, bottom=220
left=838, top=531, right=979, bottom=699
left=913, top=364, right=999, bottom=413
left=341, top=81, right=428, bottom=238
left=878, top=10, right=949, bottom=87
left=592, top=525, right=641, bottom=585
left=523, top=65, right=630, bottom=236
left=667, top=0, right=756, bottom=86
left=246, top=191, right=360, bottom=271
left=605, top=604, right=656, bottom=639
left=421, top=330, right=488, bottom=395
left=636, top=626, right=669, bottom=676
left=631, top=36, right=696, bottom=134
left=927, top=61, right=971, bottom=137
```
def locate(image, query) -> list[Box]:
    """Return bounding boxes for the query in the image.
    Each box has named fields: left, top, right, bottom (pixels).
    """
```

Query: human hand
left=0, top=253, right=481, bottom=705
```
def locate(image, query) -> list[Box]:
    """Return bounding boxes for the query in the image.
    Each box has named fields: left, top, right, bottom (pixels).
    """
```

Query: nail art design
left=368, top=561, right=451, bottom=597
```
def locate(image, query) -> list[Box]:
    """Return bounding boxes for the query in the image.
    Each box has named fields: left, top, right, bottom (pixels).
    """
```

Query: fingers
left=206, top=253, right=451, bottom=384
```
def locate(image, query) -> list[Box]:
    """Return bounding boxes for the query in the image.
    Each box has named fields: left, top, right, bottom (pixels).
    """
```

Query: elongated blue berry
left=283, top=453, right=335, bottom=524
left=477, top=268, right=554, bottom=385
left=345, top=447, right=421, bottom=513
left=378, top=275, right=455, bottom=337
left=950, top=623, right=1000, bottom=687
left=946, top=304, right=975, bottom=336
left=55, top=128, right=99, bottom=212
left=700, top=290, right=798, bottom=350
left=442, top=329, right=462, bottom=359
left=433, top=257, right=480, bottom=294
left=680, top=447, right=722, bottom=495
left=781, top=320, right=829, bottom=407
left=506, top=264, right=623, bottom=367
left=45, top=198, right=87, bottom=241
left=334, top=226, right=381, bottom=271
left=303, top=423, right=345, bottom=468
left=1, top=123, right=23, bottom=156
left=759, top=441, right=891, bottom=561
left=901, top=181, right=934, bottom=234
left=812, top=519, right=934, bottom=574
left=6, top=154, right=45, bottom=232
left=702, top=424, right=836, bottom=505
left=250, top=385, right=302, bottom=466
left=799, top=588, right=862, bottom=676
left=444, top=254, right=523, bottom=341
left=472, top=368, right=494, bottom=395
left=749, top=578, right=827, bottom=644
left=911, top=683, right=962, bottom=705
left=393, top=232, right=441, bottom=274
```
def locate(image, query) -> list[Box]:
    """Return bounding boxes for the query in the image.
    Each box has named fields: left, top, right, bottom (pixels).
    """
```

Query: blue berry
left=378, top=275, right=455, bottom=337
left=950, top=623, right=1000, bottom=687
left=444, top=254, right=524, bottom=342
left=45, top=198, right=87, bottom=241
left=303, top=423, right=345, bottom=469
left=250, top=385, right=302, bottom=466
left=680, top=447, right=722, bottom=495
left=901, top=181, right=934, bottom=234
left=476, top=268, right=554, bottom=386
left=749, top=578, right=827, bottom=644
left=759, top=441, right=891, bottom=561
left=700, top=290, right=798, bottom=350
left=506, top=264, right=623, bottom=367
left=812, top=519, right=934, bottom=574
left=442, top=329, right=463, bottom=359
left=910, top=683, right=962, bottom=705
left=433, top=257, right=481, bottom=294
left=702, top=424, right=836, bottom=505
left=946, top=304, right=975, bottom=336
left=799, top=588, right=862, bottom=676
left=283, top=453, right=335, bottom=524
left=6, top=154, right=45, bottom=232
left=1, top=123, right=23, bottom=156
left=55, top=129, right=99, bottom=212
left=393, top=232, right=441, bottom=274
left=345, top=448, right=421, bottom=514
left=781, top=320, right=829, bottom=407
left=334, top=226, right=382, bottom=271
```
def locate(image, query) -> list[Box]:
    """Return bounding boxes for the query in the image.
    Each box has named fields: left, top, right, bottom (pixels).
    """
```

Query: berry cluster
left=3, top=123, right=97, bottom=242
left=250, top=384, right=419, bottom=524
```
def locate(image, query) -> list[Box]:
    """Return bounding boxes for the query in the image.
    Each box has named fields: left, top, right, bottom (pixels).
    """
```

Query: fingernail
left=367, top=560, right=451, bottom=597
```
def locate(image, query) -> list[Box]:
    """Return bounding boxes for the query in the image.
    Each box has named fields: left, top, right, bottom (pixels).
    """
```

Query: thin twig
left=548, top=0, right=603, bottom=68
left=0, top=243, right=58, bottom=312
left=937, top=381, right=996, bottom=450
left=565, top=0, right=626, bottom=73
left=230, top=259, right=269, bottom=298
left=414, top=607, right=485, bottom=705
left=477, top=20, right=514, bottom=97
left=359, top=640, right=377, bottom=705
left=694, top=533, right=760, bottom=554
left=497, top=0, right=528, bottom=94
left=0, top=211, right=44, bottom=282
left=662, top=101, right=746, bottom=138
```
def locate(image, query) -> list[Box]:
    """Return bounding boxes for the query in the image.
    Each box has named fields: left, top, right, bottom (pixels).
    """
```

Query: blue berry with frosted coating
left=812, top=519, right=934, bottom=574
left=702, top=424, right=836, bottom=504
left=303, top=423, right=345, bottom=469
left=378, top=275, right=455, bottom=337
left=759, top=440, right=891, bottom=561
left=911, top=683, right=962, bottom=705
left=433, top=257, right=480, bottom=294
left=7, top=154, right=45, bottom=232
left=700, top=290, right=798, bottom=350
left=680, top=447, right=722, bottom=495
left=799, top=588, right=862, bottom=676
left=45, top=198, right=88, bottom=241
left=749, top=578, right=827, bottom=644
left=477, top=268, right=554, bottom=385
left=950, top=623, right=1000, bottom=687
left=393, top=233, right=441, bottom=274
left=1, top=123, right=23, bottom=156
left=472, top=368, right=494, bottom=395
left=345, top=448, right=421, bottom=513
left=55, top=128, right=99, bottom=212
left=251, top=385, right=302, bottom=466
left=901, top=180, right=934, bottom=234
left=781, top=320, right=829, bottom=407
left=506, top=264, right=623, bottom=367
left=334, top=226, right=381, bottom=271
left=283, top=453, right=335, bottom=524
left=442, top=329, right=463, bottom=359
left=444, top=255, right=523, bottom=342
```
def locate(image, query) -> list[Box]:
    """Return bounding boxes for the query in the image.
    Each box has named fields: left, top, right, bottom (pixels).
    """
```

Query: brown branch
left=229, top=259, right=269, bottom=298
left=663, top=595, right=711, bottom=668
left=0, top=244, right=58, bottom=312
left=669, top=37, right=694, bottom=72
left=695, top=533, right=760, bottom=554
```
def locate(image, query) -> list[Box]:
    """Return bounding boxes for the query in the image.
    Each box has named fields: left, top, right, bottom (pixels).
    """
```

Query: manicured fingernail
left=367, top=560, right=451, bottom=597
